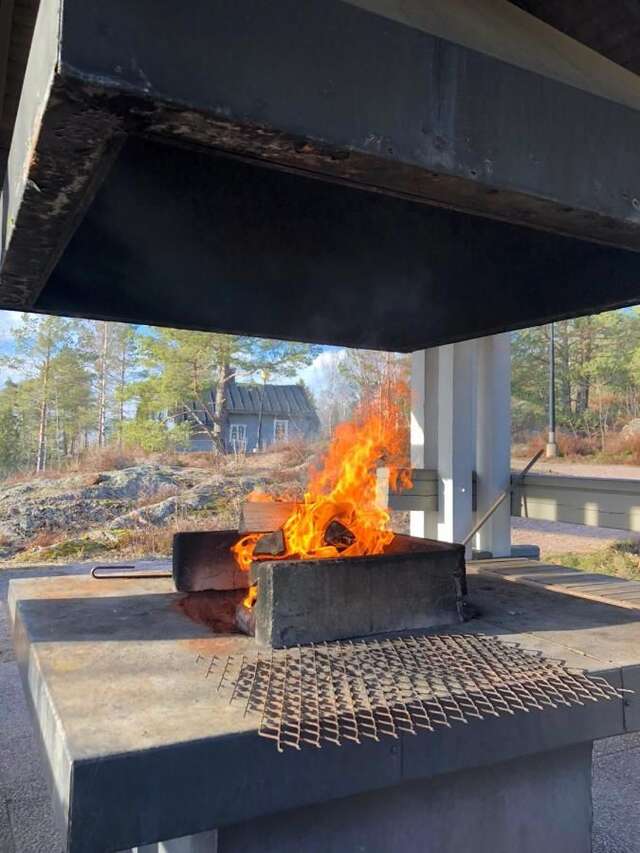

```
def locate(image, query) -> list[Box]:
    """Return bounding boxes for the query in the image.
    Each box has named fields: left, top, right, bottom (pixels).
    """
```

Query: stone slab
left=8, top=571, right=640, bottom=852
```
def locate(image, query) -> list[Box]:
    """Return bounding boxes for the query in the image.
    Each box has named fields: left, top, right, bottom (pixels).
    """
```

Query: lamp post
left=546, top=322, right=558, bottom=458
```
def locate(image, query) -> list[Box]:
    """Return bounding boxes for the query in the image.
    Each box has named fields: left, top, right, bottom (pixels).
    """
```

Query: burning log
left=238, top=500, right=299, bottom=534
left=235, top=601, right=256, bottom=637
left=323, top=520, right=355, bottom=551
left=232, top=384, right=411, bottom=571
left=253, top=528, right=286, bottom=557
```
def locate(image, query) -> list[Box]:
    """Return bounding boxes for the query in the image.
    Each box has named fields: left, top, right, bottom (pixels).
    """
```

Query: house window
left=229, top=423, right=247, bottom=453
left=273, top=419, right=289, bottom=443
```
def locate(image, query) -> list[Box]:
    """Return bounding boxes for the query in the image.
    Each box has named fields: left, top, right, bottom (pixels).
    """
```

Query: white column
left=435, top=342, right=475, bottom=553
left=410, top=343, right=475, bottom=551
left=410, top=349, right=439, bottom=538
left=132, top=830, right=218, bottom=853
left=475, top=333, right=511, bottom=557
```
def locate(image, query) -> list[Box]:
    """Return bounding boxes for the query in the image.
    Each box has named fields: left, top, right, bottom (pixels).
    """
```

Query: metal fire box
left=249, top=534, right=466, bottom=648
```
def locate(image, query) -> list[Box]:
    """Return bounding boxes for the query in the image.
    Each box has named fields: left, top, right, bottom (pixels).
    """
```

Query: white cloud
left=0, top=310, right=23, bottom=386
left=298, top=348, right=347, bottom=393
left=0, top=309, right=21, bottom=344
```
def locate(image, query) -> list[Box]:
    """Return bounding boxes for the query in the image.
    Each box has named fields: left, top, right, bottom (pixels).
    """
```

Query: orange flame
left=233, top=381, right=410, bottom=603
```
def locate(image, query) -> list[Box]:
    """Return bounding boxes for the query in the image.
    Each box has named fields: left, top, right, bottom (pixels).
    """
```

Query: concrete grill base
left=7, top=571, right=638, bottom=852
left=249, top=534, right=466, bottom=648
left=218, top=743, right=591, bottom=853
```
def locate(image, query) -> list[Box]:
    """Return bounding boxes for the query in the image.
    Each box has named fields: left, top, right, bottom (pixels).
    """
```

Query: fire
left=233, top=382, right=410, bottom=604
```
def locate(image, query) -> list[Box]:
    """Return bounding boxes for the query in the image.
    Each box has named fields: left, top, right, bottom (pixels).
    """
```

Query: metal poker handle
left=91, top=565, right=172, bottom=579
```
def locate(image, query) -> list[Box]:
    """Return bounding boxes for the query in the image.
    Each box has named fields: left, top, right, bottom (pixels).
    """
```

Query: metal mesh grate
left=205, top=633, right=624, bottom=752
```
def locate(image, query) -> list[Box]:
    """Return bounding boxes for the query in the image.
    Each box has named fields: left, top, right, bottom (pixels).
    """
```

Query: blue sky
left=0, top=309, right=21, bottom=384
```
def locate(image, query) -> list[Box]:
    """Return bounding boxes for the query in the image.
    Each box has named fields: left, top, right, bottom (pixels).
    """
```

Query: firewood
left=253, top=528, right=286, bottom=557
left=235, top=601, right=256, bottom=636
left=238, top=501, right=299, bottom=534
left=324, top=520, right=355, bottom=551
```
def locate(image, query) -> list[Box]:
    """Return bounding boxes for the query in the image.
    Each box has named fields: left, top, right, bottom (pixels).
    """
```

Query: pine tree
left=5, top=315, right=73, bottom=471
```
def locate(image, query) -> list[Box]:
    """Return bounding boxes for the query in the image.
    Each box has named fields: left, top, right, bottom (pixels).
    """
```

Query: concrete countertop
left=8, top=570, right=640, bottom=853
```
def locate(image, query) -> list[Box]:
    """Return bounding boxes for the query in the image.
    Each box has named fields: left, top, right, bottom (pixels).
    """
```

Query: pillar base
left=218, top=744, right=592, bottom=853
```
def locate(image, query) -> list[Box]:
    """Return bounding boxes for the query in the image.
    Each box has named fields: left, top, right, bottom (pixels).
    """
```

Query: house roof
left=209, top=383, right=318, bottom=419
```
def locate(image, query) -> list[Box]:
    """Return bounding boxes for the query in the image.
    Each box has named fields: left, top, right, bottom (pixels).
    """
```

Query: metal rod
left=462, top=449, right=543, bottom=546
left=91, top=565, right=172, bottom=579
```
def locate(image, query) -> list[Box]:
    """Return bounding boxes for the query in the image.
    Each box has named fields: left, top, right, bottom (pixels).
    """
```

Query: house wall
left=188, top=414, right=318, bottom=453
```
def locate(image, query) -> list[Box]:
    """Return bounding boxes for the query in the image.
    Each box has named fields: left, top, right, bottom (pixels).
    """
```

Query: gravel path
left=511, top=517, right=640, bottom=556
left=510, top=459, right=640, bottom=556
left=512, top=458, right=640, bottom=480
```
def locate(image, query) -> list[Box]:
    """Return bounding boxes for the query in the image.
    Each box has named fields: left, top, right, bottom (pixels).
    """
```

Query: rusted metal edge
left=3, top=67, right=640, bottom=315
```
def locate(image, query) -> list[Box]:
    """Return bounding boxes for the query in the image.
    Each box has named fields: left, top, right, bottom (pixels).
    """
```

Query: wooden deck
left=471, top=557, right=640, bottom=612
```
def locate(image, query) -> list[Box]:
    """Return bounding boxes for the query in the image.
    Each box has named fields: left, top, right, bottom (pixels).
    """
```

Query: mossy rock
left=21, top=537, right=118, bottom=563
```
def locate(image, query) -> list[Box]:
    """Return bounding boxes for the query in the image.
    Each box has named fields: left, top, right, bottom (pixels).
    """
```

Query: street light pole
left=546, top=322, right=557, bottom=458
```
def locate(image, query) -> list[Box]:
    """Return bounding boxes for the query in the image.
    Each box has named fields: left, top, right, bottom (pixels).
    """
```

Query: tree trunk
left=558, top=325, right=572, bottom=418
left=212, top=362, right=229, bottom=452
left=256, top=377, right=266, bottom=451
left=118, top=339, right=126, bottom=448
left=98, top=322, right=110, bottom=448
left=576, top=381, right=590, bottom=415
left=36, top=350, right=51, bottom=473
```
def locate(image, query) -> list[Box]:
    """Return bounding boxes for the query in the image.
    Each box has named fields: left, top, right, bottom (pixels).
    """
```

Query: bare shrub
left=558, top=433, right=597, bottom=457
left=117, top=511, right=230, bottom=558
left=623, top=434, right=640, bottom=465
left=117, top=526, right=175, bottom=557
left=2, top=468, right=74, bottom=486
left=277, top=438, right=313, bottom=468
left=525, top=431, right=597, bottom=459
left=27, top=530, right=64, bottom=549
left=72, top=446, right=142, bottom=472
left=175, top=451, right=230, bottom=472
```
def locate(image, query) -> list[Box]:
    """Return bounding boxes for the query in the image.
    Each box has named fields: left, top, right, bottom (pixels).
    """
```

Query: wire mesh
left=207, top=633, right=625, bottom=752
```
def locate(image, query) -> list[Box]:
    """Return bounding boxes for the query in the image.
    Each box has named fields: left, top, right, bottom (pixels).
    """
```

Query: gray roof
left=208, top=383, right=318, bottom=419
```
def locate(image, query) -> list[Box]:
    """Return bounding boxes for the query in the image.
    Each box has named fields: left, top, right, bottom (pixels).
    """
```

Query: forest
left=1, top=307, right=639, bottom=478
left=511, top=308, right=640, bottom=452
left=0, top=314, right=411, bottom=477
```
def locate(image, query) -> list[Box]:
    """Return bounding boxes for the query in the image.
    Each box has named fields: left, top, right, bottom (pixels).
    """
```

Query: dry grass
left=278, top=438, right=316, bottom=467
left=27, top=530, right=65, bottom=549
left=135, top=485, right=180, bottom=509
left=623, top=433, right=640, bottom=465
left=547, top=541, right=640, bottom=580
left=116, top=512, right=232, bottom=558
left=525, top=431, right=597, bottom=459
left=522, top=429, right=640, bottom=464
left=1, top=439, right=322, bottom=487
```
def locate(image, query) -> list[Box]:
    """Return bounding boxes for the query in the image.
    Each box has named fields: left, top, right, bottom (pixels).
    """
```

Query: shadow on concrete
left=14, top=589, right=245, bottom=643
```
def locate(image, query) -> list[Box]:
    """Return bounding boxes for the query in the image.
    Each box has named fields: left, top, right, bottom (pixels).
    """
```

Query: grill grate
left=207, top=633, right=624, bottom=752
